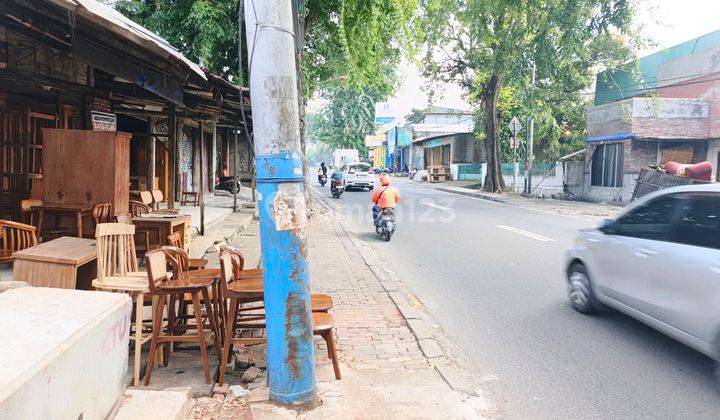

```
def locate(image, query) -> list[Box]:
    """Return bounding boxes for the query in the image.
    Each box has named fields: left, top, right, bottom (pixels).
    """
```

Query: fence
left=500, top=161, right=557, bottom=177
left=457, top=163, right=483, bottom=181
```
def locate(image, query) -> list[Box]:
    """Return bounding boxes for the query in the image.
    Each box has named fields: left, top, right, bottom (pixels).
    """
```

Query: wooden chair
left=0, top=220, right=38, bottom=266
left=92, top=203, right=113, bottom=225
left=20, top=199, right=43, bottom=227
left=117, top=213, right=151, bottom=255
left=167, top=232, right=207, bottom=270
left=139, top=190, right=154, bottom=207
left=151, top=189, right=164, bottom=210
left=90, top=223, right=152, bottom=387
left=143, top=248, right=222, bottom=385
left=143, top=189, right=180, bottom=215
left=128, top=201, right=163, bottom=253
left=217, top=246, right=341, bottom=385
left=83, top=203, right=113, bottom=238
left=129, top=200, right=151, bottom=217
left=181, top=191, right=199, bottom=206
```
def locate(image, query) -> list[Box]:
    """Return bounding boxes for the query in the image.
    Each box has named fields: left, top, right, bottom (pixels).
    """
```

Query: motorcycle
left=318, top=173, right=328, bottom=187
left=375, top=207, right=396, bottom=242
left=330, top=178, right=345, bottom=198
left=215, top=176, right=241, bottom=194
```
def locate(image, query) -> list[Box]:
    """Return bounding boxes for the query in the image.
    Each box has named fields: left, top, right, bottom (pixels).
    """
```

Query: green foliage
left=115, top=0, right=418, bottom=95
left=306, top=83, right=383, bottom=152
left=300, top=0, right=420, bottom=97
left=115, top=0, right=243, bottom=82
left=422, top=0, right=639, bottom=190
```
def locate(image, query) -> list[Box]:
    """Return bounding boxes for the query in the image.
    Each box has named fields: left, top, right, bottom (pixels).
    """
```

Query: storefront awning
left=584, top=133, right=636, bottom=143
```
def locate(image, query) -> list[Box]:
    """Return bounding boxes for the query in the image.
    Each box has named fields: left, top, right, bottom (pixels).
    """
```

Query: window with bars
left=591, top=143, right=624, bottom=187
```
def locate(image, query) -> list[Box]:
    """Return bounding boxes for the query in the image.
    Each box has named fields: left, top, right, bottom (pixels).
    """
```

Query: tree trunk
left=482, top=75, right=506, bottom=193
left=292, top=1, right=311, bottom=209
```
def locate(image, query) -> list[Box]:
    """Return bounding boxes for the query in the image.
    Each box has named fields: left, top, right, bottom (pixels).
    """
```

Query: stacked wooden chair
left=90, top=223, right=153, bottom=386
left=217, top=246, right=341, bottom=385
left=143, top=247, right=222, bottom=385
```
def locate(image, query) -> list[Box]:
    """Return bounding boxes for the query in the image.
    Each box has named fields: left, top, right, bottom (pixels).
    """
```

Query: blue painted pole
left=243, top=0, right=317, bottom=407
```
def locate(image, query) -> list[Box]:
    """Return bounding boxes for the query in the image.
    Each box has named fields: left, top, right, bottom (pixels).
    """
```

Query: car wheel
left=567, top=263, right=597, bottom=314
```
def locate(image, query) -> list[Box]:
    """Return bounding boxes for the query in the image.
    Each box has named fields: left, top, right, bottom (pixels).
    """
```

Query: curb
left=430, top=186, right=514, bottom=205
left=310, top=190, right=481, bottom=396
left=196, top=212, right=255, bottom=259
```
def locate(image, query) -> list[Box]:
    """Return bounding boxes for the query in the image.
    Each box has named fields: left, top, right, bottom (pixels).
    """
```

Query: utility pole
left=524, top=61, right=536, bottom=195
left=243, top=0, right=317, bottom=408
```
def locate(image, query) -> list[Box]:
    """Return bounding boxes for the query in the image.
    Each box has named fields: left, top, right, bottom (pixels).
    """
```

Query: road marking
left=496, top=225, right=555, bottom=242
left=421, top=201, right=451, bottom=211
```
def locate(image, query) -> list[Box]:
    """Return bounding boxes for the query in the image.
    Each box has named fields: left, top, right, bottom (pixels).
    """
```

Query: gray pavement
left=310, top=176, right=720, bottom=419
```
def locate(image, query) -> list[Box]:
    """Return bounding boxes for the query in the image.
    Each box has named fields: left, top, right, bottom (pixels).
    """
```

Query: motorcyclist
left=318, top=162, right=328, bottom=183
left=371, top=173, right=401, bottom=226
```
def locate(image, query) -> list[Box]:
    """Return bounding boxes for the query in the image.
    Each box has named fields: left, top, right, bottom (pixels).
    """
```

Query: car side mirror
left=599, top=218, right=616, bottom=234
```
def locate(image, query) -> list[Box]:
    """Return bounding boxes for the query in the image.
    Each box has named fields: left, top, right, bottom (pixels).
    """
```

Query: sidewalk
left=189, top=202, right=490, bottom=419
left=419, top=180, right=622, bottom=221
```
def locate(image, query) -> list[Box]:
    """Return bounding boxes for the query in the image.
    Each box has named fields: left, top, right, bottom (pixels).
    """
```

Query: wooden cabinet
left=41, top=129, right=130, bottom=217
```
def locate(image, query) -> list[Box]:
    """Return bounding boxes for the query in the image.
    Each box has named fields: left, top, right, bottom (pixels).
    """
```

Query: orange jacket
left=371, top=185, right=401, bottom=208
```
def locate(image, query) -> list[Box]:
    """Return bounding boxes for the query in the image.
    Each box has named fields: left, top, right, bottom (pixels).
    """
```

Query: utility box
left=0, top=288, right=131, bottom=420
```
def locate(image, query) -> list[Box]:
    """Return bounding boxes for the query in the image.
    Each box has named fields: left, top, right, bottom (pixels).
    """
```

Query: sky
left=386, top=0, right=720, bottom=119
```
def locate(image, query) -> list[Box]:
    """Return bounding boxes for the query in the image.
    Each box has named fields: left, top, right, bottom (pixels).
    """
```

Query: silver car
left=565, top=184, right=720, bottom=370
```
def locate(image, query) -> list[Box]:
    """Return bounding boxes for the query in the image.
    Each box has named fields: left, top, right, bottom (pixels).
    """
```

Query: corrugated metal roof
left=49, top=0, right=206, bottom=80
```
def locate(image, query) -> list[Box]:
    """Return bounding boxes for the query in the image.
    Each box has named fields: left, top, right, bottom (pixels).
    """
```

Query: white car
left=565, top=183, right=720, bottom=374
left=340, top=162, right=374, bottom=190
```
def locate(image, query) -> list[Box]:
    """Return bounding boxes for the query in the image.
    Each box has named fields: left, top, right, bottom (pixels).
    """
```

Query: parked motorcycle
left=330, top=178, right=345, bottom=198
left=375, top=207, right=396, bottom=242
left=215, top=176, right=241, bottom=193
left=318, top=173, right=328, bottom=187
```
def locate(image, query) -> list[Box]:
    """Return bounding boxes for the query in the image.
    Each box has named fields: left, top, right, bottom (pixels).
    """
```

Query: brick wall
left=633, top=117, right=709, bottom=138
left=659, top=73, right=720, bottom=138
left=627, top=140, right=657, bottom=172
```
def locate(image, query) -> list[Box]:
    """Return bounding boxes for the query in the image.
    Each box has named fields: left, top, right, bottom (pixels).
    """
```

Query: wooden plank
left=12, top=237, right=96, bottom=265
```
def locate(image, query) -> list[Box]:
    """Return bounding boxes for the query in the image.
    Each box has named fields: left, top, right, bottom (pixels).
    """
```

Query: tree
left=115, top=0, right=243, bottom=82
left=423, top=0, right=637, bottom=192
left=307, top=83, right=383, bottom=152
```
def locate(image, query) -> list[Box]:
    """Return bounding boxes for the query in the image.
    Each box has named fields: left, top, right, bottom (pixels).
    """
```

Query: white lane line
left=420, top=201, right=451, bottom=211
left=497, top=225, right=555, bottom=242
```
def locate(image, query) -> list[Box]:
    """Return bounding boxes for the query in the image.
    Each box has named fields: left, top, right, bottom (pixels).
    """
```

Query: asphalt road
left=310, top=175, right=720, bottom=419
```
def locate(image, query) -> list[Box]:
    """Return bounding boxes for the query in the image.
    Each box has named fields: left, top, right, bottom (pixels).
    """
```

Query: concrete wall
left=583, top=173, right=637, bottom=203
left=0, top=288, right=131, bottom=420
left=565, top=161, right=585, bottom=199
left=501, top=162, right=565, bottom=197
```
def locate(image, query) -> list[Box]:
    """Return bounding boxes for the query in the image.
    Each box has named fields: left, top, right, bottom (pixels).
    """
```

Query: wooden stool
left=181, top=191, right=199, bottom=206
left=143, top=248, right=222, bottom=385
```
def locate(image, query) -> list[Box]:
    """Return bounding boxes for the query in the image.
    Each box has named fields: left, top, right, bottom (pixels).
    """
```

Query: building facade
left=584, top=30, right=720, bottom=203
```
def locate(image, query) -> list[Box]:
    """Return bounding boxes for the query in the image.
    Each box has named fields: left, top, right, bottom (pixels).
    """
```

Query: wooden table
left=132, top=214, right=187, bottom=251
left=35, top=203, right=94, bottom=239
left=12, top=237, right=97, bottom=289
